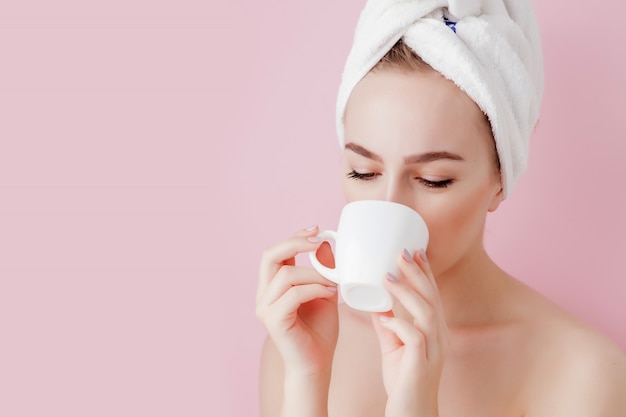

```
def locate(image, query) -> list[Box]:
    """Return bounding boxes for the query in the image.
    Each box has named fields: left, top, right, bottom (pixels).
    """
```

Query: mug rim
left=343, top=199, right=428, bottom=239
left=344, top=199, right=421, bottom=215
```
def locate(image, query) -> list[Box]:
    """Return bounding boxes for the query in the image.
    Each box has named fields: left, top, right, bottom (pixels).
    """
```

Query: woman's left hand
left=371, top=249, right=449, bottom=417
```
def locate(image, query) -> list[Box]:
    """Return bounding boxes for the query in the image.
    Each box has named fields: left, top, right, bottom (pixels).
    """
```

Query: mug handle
left=308, top=230, right=339, bottom=284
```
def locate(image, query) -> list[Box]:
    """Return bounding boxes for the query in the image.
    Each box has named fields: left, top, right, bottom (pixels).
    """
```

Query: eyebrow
left=345, top=142, right=464, bottom=164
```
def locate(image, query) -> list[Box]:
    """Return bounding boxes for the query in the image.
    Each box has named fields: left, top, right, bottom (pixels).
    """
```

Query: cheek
left=420, top=183, right=494, bottom=271
left=343, top=178, right=383, bottom=202
left=343, top=179, right=358, bottom=202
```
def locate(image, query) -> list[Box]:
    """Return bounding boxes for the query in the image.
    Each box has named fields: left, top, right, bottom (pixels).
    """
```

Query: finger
left=415, top=249, right=437, bottom=289
left=371, top=312, right=402, bottom=355
left=401, top=250, right=448, bottom=341
left=257, top=230, right=323, bottom=297
left=397, top=249, right=439, bottom=309
left=378, top=316, right=428, bottom=362
left=383, top=272, right=439, bottom=358
left=292, top=224, right=319, bottom=237
left=263, top=284, right=338, bottom=330
left=259, top=265, right=337, bottom=307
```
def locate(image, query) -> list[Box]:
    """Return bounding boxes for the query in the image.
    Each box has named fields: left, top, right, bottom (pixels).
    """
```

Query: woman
left=256, top=1, right=626, bottom=416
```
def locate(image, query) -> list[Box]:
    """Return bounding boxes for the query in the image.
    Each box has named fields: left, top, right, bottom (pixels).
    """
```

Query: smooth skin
left=256, top=67, right=626, bottom=417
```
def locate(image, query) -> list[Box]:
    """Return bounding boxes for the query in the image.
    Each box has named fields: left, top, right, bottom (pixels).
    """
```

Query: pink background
left=0, top=0, right=624, bottom=416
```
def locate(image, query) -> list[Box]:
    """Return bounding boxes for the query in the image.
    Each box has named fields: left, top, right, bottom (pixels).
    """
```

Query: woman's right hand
left=256, top=225, right=339, bottom=378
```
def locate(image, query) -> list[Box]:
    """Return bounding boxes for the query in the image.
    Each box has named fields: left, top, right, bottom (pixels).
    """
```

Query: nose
left=384, top=177, right=413, bottom=208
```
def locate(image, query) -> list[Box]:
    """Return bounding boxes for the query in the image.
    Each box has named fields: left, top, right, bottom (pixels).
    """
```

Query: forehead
left=343, top=68, right=492, bottom=159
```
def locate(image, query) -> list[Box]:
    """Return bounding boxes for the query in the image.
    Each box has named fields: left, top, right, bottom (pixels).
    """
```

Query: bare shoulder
left=514, top=281, right=626, bottom=416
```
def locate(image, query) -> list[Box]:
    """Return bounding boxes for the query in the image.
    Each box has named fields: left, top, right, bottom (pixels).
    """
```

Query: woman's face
left=342, top=68, right=503, bottom=278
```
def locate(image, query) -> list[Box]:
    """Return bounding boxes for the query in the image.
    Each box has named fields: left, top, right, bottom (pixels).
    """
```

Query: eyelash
left=347, top=170, right=379, bottom=180
left=347, top=170, right=454, bottom=189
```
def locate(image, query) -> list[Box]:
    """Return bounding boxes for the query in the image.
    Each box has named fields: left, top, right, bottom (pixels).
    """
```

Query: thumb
left=371, top=312, right=402, bottom=356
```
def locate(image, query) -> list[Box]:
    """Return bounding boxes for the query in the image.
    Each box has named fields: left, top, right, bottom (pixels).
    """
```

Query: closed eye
left=347, top=170, right=379, bottom=181
left=417, top=178, right=453, bottom=188
left=347, top=170, right=453, bottom=188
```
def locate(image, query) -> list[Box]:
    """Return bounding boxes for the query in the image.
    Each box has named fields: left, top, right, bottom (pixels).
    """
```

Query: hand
left=371, top=249, right=449, bottom=417
left=256, top=226, right=339, bottom=377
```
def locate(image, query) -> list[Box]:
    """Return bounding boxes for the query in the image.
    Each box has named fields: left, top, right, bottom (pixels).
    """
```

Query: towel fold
left=336, top=0, right=544, bottom=197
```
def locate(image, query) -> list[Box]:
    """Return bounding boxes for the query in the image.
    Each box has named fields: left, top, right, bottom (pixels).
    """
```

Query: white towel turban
left=336, top=0, right=544, bottom=198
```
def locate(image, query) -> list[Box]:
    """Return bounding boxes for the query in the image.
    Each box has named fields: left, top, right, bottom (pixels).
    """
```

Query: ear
left=488, top=184, right=503, bottom=212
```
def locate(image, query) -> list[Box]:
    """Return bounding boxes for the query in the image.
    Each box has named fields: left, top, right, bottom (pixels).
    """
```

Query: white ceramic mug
left=309, top=200, right=429, bottom=312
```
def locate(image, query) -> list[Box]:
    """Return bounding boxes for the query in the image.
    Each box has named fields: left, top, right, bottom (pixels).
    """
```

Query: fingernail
left=419, top=249, right=428, bottom=262
left=305, top=224, right=317, bottom=231
left=386, top=272, right=397, bottom=282
left=326, top=286, right=337, bottom=292
left=379, top=316, right=391, bottom=323
left=307, top=236, right=322, bottom=243
left=402, top=248, right=413, bottom=263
